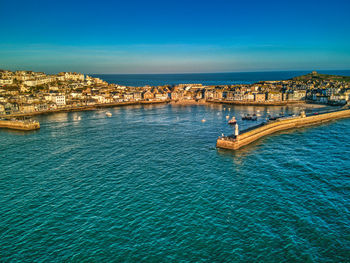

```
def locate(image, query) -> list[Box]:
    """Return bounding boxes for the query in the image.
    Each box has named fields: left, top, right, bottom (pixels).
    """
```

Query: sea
left=1, top=71, right=350, bottom=262
left=92, top=70, right=350, bottom=86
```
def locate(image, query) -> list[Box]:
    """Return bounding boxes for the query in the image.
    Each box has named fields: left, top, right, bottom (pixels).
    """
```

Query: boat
left=242, top=114, right=252, bottom=120
left=226, top=115, right=230, bottom=119
left=201, top=119, right=206, bottom=122
left=267, top=115, right=278, bottom=121
left=106, top=111, right=112, bottom=117
left=242, top=114, right=257, bottom=121
left=228, top=116, right=237, bottom=125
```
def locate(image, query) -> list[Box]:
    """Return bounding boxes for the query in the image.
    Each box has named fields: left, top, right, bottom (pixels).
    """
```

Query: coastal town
left=0, top=69, right=349, bottom=116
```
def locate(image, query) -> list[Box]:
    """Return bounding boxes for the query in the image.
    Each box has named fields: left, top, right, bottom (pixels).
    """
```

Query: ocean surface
left=1, top=103, right=349, bottom=262
left=92, top=70, right=350, bottom=86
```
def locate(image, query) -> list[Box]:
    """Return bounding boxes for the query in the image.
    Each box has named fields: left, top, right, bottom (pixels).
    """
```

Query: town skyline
left=1, top=68, right=349, bottom=117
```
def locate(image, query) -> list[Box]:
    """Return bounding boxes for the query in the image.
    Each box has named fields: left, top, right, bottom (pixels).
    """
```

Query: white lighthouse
left=234, top=123, right=239, bottom=137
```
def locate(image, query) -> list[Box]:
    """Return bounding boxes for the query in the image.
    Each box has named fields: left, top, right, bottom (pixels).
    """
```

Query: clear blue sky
left=0, top=0, right=349, bottom=74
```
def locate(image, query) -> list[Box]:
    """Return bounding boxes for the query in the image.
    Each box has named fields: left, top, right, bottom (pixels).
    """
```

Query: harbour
left=1, top=103, right=349, bottom=262
left=2, top=0, right=350, bottom=260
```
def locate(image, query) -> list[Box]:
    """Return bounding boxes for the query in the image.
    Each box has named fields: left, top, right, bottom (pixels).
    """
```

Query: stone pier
left=217, top=108, right=350, bottom=150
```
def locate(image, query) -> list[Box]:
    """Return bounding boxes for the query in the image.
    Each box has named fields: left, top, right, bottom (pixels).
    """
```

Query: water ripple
left=0, top=104, right=349, bottom=262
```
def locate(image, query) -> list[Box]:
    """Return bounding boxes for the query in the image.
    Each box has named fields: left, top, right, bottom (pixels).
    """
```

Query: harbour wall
left=0, top=120, right=40, bottom=131
left=208, top=99, right=304, bottom=106
left=216, top=109, right=350, bottom=150
left=0, top=100, right=168, bottom=118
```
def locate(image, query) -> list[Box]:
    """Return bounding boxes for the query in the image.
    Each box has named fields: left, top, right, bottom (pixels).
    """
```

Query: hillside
left=291, top=71, right=350, bottom=82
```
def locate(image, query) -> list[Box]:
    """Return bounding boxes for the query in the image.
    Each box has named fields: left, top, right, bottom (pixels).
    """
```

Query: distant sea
left=92, top=70, right=350, bottom=86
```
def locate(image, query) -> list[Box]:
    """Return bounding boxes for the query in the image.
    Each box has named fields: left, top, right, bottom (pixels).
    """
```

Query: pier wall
left=208, top=99, right=304, bottom=106
left=217, top=109, right=350, bottom=150
left=0, top=120, right=40, bottom=130
left=0, top=100, right=168, bottom=118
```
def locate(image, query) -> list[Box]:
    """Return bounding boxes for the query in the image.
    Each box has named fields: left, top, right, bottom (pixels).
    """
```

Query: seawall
left=208, top=99, right=304, bottom=106
left=0, top=120, right=40, bottom=131
left=0, top=100, right=168, bottom=118
left=217, top=109, right=350, bottom=150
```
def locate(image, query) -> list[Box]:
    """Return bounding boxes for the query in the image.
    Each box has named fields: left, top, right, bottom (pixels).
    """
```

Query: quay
left=217, top=107, right=350, bottom=150
left=208, top=99, right=304, bottom=106
left=0, top=118, right=40, bottom=131
left=0, top=100, right=168, bottom=118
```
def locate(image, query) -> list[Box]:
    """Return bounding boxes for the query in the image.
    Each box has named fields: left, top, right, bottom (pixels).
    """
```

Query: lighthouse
left=234, top=123, right=239, bottom=137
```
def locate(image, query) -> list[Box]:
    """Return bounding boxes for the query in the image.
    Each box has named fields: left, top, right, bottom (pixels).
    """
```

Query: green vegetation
left=291, top=72, right=350, bottom=82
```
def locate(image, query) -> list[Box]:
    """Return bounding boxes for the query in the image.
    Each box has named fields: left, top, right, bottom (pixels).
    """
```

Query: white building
left=59, top=72, right=85, bottom=81
left=54, top=95, right=66, bottom=106
left=0, top=79, right=13, bottom=85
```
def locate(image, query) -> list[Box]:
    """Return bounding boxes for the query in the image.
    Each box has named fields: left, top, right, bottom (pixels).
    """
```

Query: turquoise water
left=1, top=104, right=349, bottom=262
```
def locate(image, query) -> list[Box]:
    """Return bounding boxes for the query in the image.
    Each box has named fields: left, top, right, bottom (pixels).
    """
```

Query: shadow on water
left=216, top=141, right=262, bottom=167
left=0, top=128, right=40, bottom=136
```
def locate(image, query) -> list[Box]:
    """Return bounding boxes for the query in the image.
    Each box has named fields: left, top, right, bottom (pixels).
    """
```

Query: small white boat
left=106, top=111, right=112, bottom=117
left=201, top=119, right=206, bottom=123
left=226, top=115, right=230, bottom=119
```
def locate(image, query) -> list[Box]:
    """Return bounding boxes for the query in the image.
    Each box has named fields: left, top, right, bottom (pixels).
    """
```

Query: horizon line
left=1, top=68, right=350, bottom=76
left=90, top=69, right=350, bottom=76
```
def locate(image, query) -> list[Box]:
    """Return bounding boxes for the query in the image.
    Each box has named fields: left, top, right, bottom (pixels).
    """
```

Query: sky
left=0, top=0, right=350, bottom=74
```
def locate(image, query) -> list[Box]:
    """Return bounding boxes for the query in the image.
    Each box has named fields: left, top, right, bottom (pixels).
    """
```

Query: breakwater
left=0, top=119, right=40, bottom=130
left=217, top=108, right=350, bottom=150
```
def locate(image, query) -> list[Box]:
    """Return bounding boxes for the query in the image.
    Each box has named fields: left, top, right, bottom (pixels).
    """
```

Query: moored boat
left=228, top=116, right=237, bottom=125
left=242, top=113, right=257, bottom=121
left=242, top=114, right=251, bottom=120
left=267, top=115, right=278, bottom=121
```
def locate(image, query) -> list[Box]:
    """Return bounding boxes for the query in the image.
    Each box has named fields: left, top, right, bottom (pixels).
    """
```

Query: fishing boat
left=228, top=116, right=237, bottom=125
